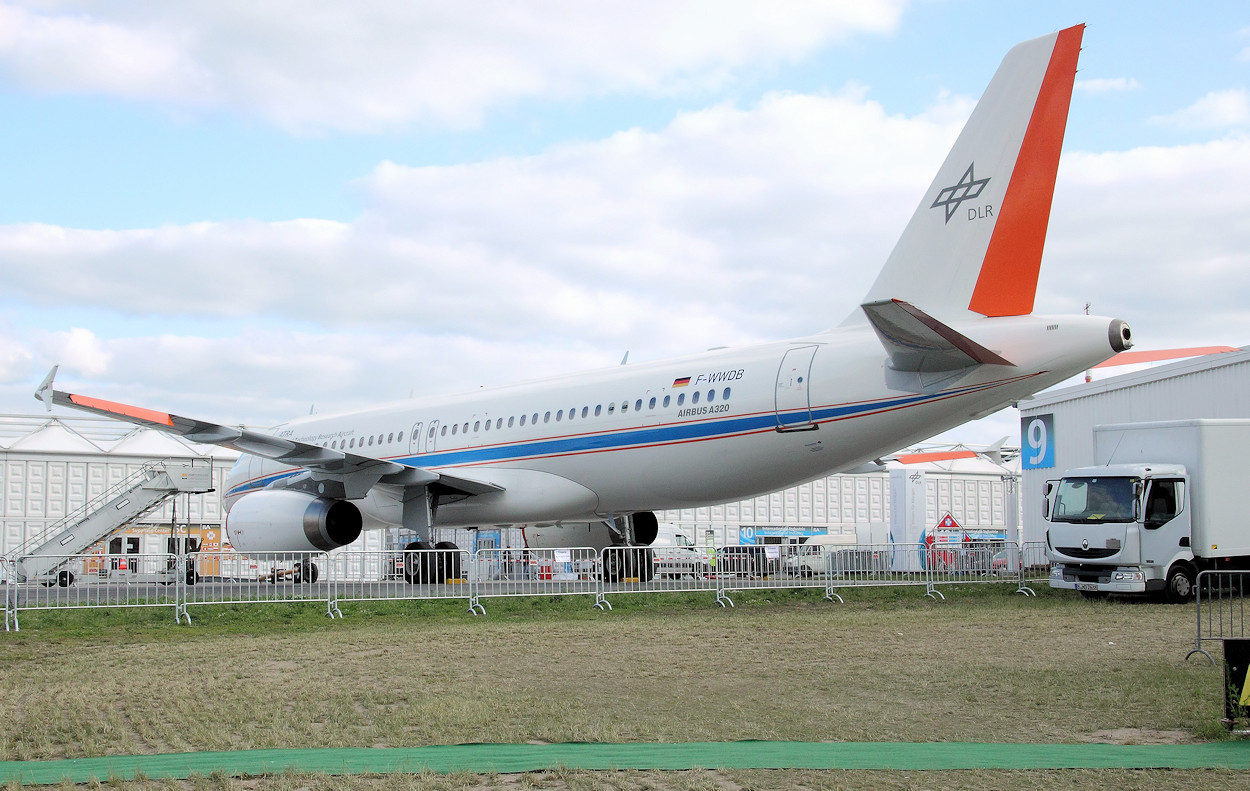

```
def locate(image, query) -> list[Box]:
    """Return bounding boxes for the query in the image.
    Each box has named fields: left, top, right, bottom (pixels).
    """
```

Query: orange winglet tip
left=68, top=394, right=175, bottom=427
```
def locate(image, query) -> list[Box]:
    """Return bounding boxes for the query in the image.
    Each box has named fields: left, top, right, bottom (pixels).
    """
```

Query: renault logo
left=1081, top=538, right=1089, bottom=551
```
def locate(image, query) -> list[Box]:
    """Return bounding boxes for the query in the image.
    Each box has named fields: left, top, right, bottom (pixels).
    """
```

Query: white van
left=781, top=533, right=856, bottom=577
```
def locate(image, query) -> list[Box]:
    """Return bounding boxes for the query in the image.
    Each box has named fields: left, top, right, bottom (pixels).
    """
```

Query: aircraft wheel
left=403, top=541, right=432, bottom=584
left=434, top=541, right=460, bottom=582
left=635, top=548, right=655, bottom=582
left=601, top=549, right=623, bottom=582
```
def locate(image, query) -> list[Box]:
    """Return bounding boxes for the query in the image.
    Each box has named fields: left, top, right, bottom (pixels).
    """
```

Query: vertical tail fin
left=851, top=24, right=1083, bottom=322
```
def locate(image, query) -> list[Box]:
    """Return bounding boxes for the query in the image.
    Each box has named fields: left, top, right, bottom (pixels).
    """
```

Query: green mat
left=1, top=741, right=1247, bottom=786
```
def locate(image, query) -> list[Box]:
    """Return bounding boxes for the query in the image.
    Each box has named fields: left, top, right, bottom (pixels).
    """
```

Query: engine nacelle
left=225, top=490, right=362, bottom=553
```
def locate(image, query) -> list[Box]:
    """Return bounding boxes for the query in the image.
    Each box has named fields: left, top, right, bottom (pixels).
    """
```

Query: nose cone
left=1109, top=319, right=1133, bottom=353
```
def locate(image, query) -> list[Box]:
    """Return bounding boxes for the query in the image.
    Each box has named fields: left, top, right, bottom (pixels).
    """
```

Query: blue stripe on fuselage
left=225, top=376, right=1022, bottom=499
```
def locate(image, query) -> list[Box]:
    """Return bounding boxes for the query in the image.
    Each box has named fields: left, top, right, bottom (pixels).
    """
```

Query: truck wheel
left=57, top=570, right=74, bottom=587
left=1164, top=563, right=1196, bottom=604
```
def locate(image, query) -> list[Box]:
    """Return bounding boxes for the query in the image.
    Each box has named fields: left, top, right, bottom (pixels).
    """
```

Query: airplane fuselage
left=224, top=312, right=1120, bottom=534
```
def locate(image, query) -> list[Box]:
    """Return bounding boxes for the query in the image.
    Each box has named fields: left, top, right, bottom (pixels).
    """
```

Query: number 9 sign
left=1021, top=413, right=1054, bottom=470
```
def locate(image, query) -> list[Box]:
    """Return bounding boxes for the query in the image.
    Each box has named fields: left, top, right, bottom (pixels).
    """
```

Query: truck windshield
left=1052, top=477, right=1137, bottom=523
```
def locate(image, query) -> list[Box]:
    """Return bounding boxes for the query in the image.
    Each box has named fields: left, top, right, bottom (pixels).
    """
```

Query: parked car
left=651, top=545, right=712, bottom=578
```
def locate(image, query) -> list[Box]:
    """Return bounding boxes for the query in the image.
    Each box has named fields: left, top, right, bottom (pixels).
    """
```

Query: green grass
left=0, top=585, right=1242, bottom=789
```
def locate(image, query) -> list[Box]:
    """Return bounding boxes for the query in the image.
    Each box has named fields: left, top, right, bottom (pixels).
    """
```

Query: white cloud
left=0, top=1, right=905, bottom=132
left=1073, top=77, right=1140, bottom=94
left=41, top=328, right=113, bottom=378
left=0, top=332, right=33, bottom=383
left=0, top=87, right=965, bottom=365
left=2, top=83, right=1247, bottom=434
left=1150, top=88, right=1250, bottom=130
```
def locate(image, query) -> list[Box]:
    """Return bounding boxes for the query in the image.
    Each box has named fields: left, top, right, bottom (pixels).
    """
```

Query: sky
left=1, top=0, right=1248, bottom=448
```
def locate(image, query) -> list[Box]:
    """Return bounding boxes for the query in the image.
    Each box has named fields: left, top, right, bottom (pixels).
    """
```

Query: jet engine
left=225, top=490, right=362, bottom=553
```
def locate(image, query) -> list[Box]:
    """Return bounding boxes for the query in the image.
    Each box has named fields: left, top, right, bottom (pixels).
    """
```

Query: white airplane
left=36, top=24, right=1130, bottom=581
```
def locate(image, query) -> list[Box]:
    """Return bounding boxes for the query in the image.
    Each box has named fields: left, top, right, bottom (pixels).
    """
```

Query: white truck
left=1045, top=419, right=1250, bottom=603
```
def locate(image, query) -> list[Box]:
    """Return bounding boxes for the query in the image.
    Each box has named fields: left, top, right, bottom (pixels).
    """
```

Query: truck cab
left=1046, top=463, right=1193, bottom=602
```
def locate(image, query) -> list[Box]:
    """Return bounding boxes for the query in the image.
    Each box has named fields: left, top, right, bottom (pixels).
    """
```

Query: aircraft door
left=425, top=420, right=440, bottom=453
left=775, top=345, right=818, bottom=431
left=407, top=422, right=423, bottom=455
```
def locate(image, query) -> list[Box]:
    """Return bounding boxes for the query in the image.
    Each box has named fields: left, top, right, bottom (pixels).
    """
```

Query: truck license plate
left=1076, top=582, right=1100, bottom=592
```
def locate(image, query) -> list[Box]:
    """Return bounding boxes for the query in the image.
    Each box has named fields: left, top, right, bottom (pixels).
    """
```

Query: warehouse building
left=1018, top=347, right=1250, bottom=544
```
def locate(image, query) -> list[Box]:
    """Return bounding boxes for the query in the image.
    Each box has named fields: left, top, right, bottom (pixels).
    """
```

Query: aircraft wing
left=861, top=299, right=1013, bottom=373
left=34, top=366, right=501, bottom=499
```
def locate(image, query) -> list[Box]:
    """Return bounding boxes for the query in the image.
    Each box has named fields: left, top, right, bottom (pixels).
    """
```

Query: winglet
left=35, top=365, right=59, bottom=412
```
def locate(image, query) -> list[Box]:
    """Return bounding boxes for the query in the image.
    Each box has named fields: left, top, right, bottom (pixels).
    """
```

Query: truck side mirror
left=1042, top=480, right=1055, bottom=519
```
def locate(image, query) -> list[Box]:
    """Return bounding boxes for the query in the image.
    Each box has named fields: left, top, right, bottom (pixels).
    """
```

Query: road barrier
left=1188, top=570, right=1250, bottom=664
left=178, top=551, right=333, bottom=624
left=3, top=540, right=1050, bottom=629
left=2, top=552, right=181, bottom=630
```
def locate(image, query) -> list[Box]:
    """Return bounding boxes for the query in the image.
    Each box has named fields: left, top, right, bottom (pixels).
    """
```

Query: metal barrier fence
left=326, top=547, right=475, bottom=614
left=3, top=541, right=1051, bottom=629
left=3, top=553, right=182, bottom=630
left=1188, top=570, right=1250, bottom=664
left=179, top=551, right=334, bottom=623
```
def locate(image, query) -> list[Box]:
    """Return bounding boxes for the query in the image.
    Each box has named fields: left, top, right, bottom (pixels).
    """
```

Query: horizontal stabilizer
left=862, top=299, right=1013, bottom=373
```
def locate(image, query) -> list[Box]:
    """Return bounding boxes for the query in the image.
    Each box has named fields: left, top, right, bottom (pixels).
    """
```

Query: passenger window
left=663, top=395, right=670, bottom=408
left=429, top=426, right=436, bottom=438
left=607, top=403, right=615, bottom=414
left=473, top=421, right=480, bottom=432
left=648, top=397, right=656, bottom=409
left=556, top=410, right=563, bottom=422
left=692, top=391, right=701, bottom=404
left=723, top=387, right=731, bottom=400
left=349, top=438, right=356, bottom=448
left=452, top=424, right=458, bottom=435
left=532, top=413, right=539, bottom=425
left=484, top=420, right=490, bottom=431
left=678, top=393, right=685, bottom=406
left=520, top=415, right=527, bottom=426
left=622, top=401, right=629, bottom=413
left=595, top=405, right=602, bottom=416
left=397, top=432, right=403, bottom=443
left=635, top=399, right=643, bottom=411
left=581, top=406, right=588, bottom=418
left=544, top=411, right=551, bottom=423
left=388, top=432, right=394, bottom=443
left=707, top=389, right=715, bottom=402
left=440, top=425, right=447, bottom=436
left=508, top=416, right=515, bottom=428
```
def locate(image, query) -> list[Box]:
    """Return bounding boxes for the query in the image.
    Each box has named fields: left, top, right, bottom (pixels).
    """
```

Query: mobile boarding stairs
left=5, top=459, right=214, bottom=586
